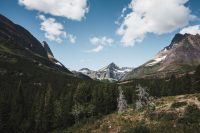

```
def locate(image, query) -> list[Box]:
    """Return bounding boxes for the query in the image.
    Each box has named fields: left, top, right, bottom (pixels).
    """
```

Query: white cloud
left=85, top=45, right=103, bottom=53
left=86, top=36, right=114, bottom=53
left=38, top=14, right=76, bottom=43
left=117, top=0, right=195, bottom=47
left=18, top=0, right=89, bottom=21
left=63, top=32, right=76, bottom=44
left=180, top=25, right=200, bottom=35
left=67, top=34, right=77, bottom=44
left=115, top=7, right=128, bottom=25
left=89, top=36, right=114, bottom=46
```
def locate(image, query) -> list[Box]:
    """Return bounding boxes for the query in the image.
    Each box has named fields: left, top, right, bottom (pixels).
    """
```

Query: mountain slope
left=122, top=33, right=200, bottom=80
left=79, top=63, right=133, bottom=81
left=0, top=14, right=72, bottom=74
left=0, top=14, right=119, bottom=133
left=0, top=14, right=47, bottom=57
left=56, top=93, right=200, bottom=133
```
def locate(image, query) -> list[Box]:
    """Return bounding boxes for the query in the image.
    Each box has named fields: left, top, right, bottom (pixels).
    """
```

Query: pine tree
left=71, top=103, right=84, bottom=123
left=194, top=65, right=200, bottom=91
left=117, top=86, right=127, bottom=114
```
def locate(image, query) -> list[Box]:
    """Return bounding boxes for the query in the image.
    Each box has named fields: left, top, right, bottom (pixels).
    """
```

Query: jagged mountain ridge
left=79, top=62, right=133, bottom=81
left=122, top=33, right=200, bottom=80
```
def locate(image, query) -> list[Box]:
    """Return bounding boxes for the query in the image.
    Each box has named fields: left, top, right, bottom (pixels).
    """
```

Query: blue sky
left=0, top=0, right=200, bottom=70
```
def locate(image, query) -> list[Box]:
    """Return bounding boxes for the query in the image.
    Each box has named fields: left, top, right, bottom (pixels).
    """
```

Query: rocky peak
left=43, top=41, right=54, bottom=57
left=171, top=33, right=185, bottom=45
left=107, top=62, right=119, bottom=70
left=123, top=33, right=200, bottom=80
left=162, top=33, right=200, bottom=51
left=100, top=62, right=119, bottom=71
left=79, top=63, right=133, bottom=81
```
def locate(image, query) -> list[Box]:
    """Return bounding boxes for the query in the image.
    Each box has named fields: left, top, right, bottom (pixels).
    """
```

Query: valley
left=1, top=6, right=200, bottom=133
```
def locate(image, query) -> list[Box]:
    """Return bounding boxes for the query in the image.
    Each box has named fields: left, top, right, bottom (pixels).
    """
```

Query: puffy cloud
left=85, top=45, right=104, bottom=53
left=117, top=0, right=195, bottom=47
left=18, top=0, right=89, bottom=21
left=38, top=14, right=76, bottom=43
left=89, top=36, right=114, bottom=46
left=86, top=36, right=114, bottom=53
left=67, top=34, right=77, bottom=44
left=180, top=25, right=200, bottom=35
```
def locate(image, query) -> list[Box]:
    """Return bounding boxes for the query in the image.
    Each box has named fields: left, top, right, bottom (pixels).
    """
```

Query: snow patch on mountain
left=146, top=55, right=167, bottom=67
left=78, top=63, right=133, bottom=81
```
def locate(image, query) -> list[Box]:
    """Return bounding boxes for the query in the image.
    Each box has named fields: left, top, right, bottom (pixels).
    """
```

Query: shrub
left=171, top=101, right=187, bottom=109
left=148, top=112, right=178, bottom=121
left=125, top=125, right=150, bottom=133
left=197, top=96, right=200, bottom=102
left=178, top=104, right=200, bottom=124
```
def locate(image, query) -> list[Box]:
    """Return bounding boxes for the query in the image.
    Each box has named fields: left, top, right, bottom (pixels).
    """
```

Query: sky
left=0, top=0, right=200, bottom=70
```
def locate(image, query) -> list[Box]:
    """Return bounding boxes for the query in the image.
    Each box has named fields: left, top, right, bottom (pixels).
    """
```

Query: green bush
left=178, top=104, right=200, bottom=124
left=148, top=112, right=178, bottom=121
left=197, top=96, right=200, bottom=102
left=125, top=125, right=150, bottom=133
left=171, top=101, right=187, bottom=109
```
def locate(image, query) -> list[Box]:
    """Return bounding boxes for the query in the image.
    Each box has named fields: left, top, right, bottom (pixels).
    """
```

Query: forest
left=1, top=59, right=200, bottom=132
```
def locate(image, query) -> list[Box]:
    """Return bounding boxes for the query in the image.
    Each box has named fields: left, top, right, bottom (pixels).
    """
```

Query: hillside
left=123, top=33, right=200, bottom=80
left=59, top=93, right=200, bottom=133
left=0, top=14, right=119, bottom=133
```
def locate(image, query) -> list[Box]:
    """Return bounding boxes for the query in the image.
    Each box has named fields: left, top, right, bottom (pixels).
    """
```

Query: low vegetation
left=61, top=93, right=200, bottom=133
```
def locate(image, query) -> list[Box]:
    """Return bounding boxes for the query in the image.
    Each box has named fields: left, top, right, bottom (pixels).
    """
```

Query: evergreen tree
left=183, top=73, right=192, bottom=93
left=168, top=74, right=177, bottom=95
left=0, top=95, right=10, bottom=133
left=71, top=103, right=84, bottom=123
left=194, top=65, right=200, bottom=91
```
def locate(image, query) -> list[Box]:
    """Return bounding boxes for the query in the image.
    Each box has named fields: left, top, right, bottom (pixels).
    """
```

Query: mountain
left=43, top=41, right=54, bottom=57
left=79, top=62, right=133, bottom=81
left=122, top=33, right=200, bottom=80
left=0, top=14, right=118, bottom=132
left=42, top=41, right=67, bottom=68
left=0, top=14, right=73, bottom=74
left=0, top=14, right=47, bottom=57
left=71, top=70, right=92, bottom=80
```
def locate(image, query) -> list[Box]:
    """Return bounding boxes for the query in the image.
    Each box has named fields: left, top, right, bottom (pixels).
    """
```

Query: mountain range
left=2, top=11, right=200, bottom=81
left=78, top=63, right=133, bottom=81
left=122, top=33, right=200, bottom=80
left=1, top=13, right=200, bottom=133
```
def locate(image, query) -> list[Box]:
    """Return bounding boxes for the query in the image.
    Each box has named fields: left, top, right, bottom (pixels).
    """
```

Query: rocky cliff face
left=122, top=33, right=200, bottom=80
left=42, top=41, right=66, bottom=68
left=43, top=41, right=54, bottom=57
left=79, top=63, right=133, bottom=81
